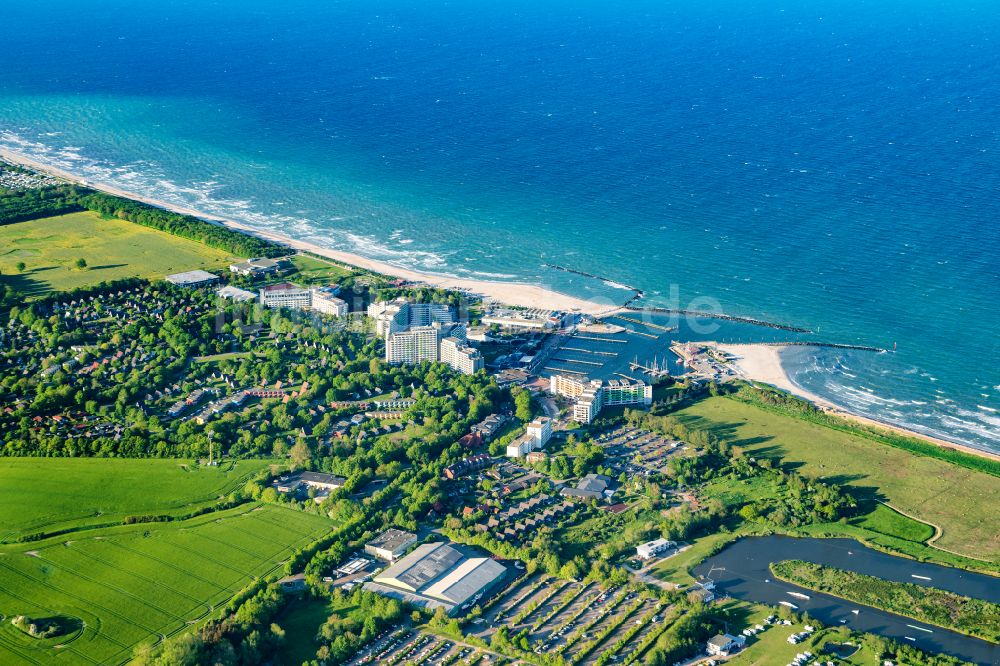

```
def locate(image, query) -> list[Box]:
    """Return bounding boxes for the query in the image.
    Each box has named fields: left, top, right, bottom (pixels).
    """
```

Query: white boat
left=779, top=601, right=798, bottom=609
left=787, top=591, right=810, bottom=600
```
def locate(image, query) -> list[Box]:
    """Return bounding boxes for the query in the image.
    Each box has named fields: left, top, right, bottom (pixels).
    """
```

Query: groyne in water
left=772, top=341, right=889, bottom=353
left=543, top=263, right=644, bottom=296
left=625, top=305, right=812, bottom=334
left=621, top=292, right=644, bottom=308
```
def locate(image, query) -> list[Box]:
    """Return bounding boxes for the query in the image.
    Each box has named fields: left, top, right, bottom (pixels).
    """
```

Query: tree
left=289, top=440, right=311, bottom=469
left=16, top=261, right=26, bottom=272
left=514, top=389, right=532, bottom=422
left=75, top=257, right=88, bottom=270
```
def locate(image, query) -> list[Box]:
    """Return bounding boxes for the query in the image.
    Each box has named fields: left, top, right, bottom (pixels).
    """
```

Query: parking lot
left=347, top=628, right=505, bottom=666
left=469, top=573, right=674, bottom=665
left=594, top=426, right=689, bottom=475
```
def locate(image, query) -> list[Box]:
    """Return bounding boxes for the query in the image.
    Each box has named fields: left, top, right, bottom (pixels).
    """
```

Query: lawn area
left=0, top=503, right=334, bottom=666
left=716, top=601, right=875, bottom=666
left=287, top=254, right=351, bottom=285
left=672, top=397, right=1000, bottom=561
left=652, top=531, right=742, bottom=586
left=0, top=211, right=238, bottom=297
left=850, top=503, right=934, bottom=544
left=273, top=597, right=355, bottom=666
left=0, top=458, right=271, bottom=543
left=729, top=624, right=873, bottom=665
left=193, top=351, right=256, bottom=363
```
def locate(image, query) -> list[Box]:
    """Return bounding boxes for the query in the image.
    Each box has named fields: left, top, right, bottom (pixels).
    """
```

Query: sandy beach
left=709, top=342, right=1000, bottom=462
left=0, top=148, right=621, bottom=317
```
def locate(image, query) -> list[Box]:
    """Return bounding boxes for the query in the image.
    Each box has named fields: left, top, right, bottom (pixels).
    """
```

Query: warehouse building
left=165, top=270, right=220, bottom=288
left=364, top=542, right=507, bottom=615
left=365, top=528, right=418, bottom=561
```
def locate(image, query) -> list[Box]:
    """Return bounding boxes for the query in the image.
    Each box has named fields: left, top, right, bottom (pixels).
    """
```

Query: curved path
left=693, top=535, right=1000, bottom=665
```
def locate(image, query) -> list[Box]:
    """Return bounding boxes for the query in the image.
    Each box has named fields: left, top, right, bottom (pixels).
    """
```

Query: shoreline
left=0, top=148, right=621, bottom=317
left=3, top=147, right=996, bottom=463
left=709, top=342, right=1000, bottom=463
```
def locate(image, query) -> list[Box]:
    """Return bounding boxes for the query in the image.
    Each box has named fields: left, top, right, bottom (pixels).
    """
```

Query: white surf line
left=906, top=624, right=934, bottom=633
left=911, top=574, right=932, bottom=581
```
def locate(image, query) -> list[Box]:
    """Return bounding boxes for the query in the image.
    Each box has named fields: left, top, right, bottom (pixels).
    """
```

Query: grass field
left=850, top=503, right=935, bottom=543
left=0, top=211, right=238, bottom=297
left=0, top=503, right=334, bottom=666
left=673, top=397, right=1000, bottom=561
left=0, top=458, right=271, bottom=543
left=273, top=597, right=352, bottom=666
left=288, top=254, right=352, bottom=285
left=653, top=531, right=742, bottom=586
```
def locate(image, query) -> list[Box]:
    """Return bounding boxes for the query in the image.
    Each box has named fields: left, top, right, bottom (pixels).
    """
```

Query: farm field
left=0, top=211, right=237, bottom=297
left=673, top=397, right=1000, bottom=560
left=0, top=503, right=334, bottom=666
left=0, top=458, right=271, bottom=543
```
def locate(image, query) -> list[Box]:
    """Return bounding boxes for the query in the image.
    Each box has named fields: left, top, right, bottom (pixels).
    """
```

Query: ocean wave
left=470, top=270, right=519, bottom=279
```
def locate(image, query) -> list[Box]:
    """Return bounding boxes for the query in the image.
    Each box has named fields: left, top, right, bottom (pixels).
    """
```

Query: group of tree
left=0, top=184, right=85, bottom=224
left=134, top=583, right=287, bottom=665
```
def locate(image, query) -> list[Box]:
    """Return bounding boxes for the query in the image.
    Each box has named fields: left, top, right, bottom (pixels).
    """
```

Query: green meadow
left=0, top=503, right=334, bottom=666
left=288, top=254, right=352, bottom=285
left=0, top=211, right=238, bottom=297
left=0, top=458, right=271, bottom=543
left=273, top=597, right=357, bottom=666
left=673, top=397, right=1000, bottom=561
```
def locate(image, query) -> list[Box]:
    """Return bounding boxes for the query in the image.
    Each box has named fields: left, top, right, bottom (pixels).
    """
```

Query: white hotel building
left=440, top=336, right=484, bottom=375
left=259, top=282, right=312, bottom=309
left=506, top=417, right=553, bottom=458
left=385, top=326, right=441, bottom=365
left=258, top=282, right=348, bottom=316
left=550, top=374, right=652, bottom=424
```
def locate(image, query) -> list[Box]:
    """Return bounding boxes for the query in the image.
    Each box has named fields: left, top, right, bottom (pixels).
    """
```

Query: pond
left=692, top=535, right=1000, bottom=665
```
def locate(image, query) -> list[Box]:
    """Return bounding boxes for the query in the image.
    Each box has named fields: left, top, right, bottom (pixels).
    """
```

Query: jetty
left=628, top=356, right=671, bottom=378
left=624, top=328, right=658, bottom=340
left=577, top=322, right=626, bottom=335
left=626, top=305, right=812, bottom=334
left=542, top=366, right=587, bottom=376
left=718, top=341, right=890, bottom=354
left=551, top=357, right=603, bottom=367
left=572, top=334, right=628, bottom=344
left=607, top=314, right=676, bottom=332
left=561, top=346, right=618, bottom=357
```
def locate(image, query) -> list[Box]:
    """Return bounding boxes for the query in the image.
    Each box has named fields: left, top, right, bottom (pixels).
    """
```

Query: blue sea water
left=1, top=0, right=998, bottom=450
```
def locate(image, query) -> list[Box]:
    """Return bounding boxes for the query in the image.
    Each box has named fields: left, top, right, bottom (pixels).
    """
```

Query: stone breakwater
left=624, top=305, right=813, bottom=334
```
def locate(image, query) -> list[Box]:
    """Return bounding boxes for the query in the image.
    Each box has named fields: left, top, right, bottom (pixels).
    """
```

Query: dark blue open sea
left=1, top=1, right=998, bottom=450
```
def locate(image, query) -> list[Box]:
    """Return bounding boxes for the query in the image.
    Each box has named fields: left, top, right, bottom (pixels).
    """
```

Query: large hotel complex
left=369, top=299, right=484, bottom=375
